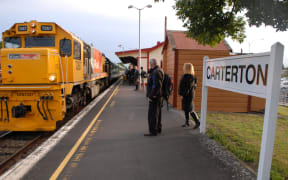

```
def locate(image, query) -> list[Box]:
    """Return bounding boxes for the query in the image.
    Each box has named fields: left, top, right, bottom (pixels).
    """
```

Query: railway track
left=0, top=132, right=44, bottom=175
left=0, top=132, right=12, bottom=139
left=0, top=100, right=89, bottom=175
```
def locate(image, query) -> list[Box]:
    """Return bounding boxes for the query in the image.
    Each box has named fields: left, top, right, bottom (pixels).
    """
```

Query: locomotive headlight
left=49, top=75, right=56, bottom=82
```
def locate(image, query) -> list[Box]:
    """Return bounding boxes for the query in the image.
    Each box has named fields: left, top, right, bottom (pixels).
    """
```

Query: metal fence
left=279, top=88, right=288, bottom=106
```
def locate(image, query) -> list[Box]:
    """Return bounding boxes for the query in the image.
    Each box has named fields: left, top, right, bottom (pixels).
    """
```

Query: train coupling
left=12, top=103, right=32, bottom=118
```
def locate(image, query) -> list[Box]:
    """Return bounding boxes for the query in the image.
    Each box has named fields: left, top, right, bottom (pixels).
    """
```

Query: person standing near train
left=140, top=66, right=147, bottom=90
left=134, top=66, right=139, bottom=90
left=178, top=63, right=200, bottom=129
left=129, top=66, right=135, bottom=86
left=145, top=59, right=164, bottom=136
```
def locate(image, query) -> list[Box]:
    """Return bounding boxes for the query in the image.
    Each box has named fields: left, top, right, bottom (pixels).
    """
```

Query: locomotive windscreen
left=25, top=36, right=55, bottom=47
left=4, top=37, right=21, bottom=48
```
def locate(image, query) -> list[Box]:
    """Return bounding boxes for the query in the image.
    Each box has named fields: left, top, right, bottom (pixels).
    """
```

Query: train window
left=73, top=40, right=81, bottom=60
left=4, top=37, right=21, bottom=48
left=25, top=36, right=55, bottom=47
left=60, top=38, right=72, bottom=57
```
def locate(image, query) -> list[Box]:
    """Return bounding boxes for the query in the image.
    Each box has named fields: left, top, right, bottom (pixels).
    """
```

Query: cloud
left=0, top=0, right=286, bottom=65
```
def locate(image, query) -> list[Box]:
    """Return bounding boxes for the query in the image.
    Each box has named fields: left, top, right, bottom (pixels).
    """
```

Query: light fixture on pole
left=128, top=4, right=152, bottom=84
left=118, top=44, right=124, bottom=51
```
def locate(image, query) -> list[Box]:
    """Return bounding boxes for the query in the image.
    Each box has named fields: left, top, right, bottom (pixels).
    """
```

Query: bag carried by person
left=183, top=76, right=196, bottom=97
left=141, top=71, right=147, bottom=78
left=162, top=73, right=173, bottom=110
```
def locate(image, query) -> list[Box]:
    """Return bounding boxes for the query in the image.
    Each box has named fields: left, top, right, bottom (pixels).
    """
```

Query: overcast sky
left=1, top=0, right=288, bottom=66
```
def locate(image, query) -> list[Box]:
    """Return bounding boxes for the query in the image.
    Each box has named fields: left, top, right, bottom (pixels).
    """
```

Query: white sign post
left=200, top=43, right=284, bottom=180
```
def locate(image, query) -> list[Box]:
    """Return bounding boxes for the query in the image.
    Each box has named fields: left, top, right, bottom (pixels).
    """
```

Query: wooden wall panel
left=173, top=50, right=257, bottom=112
left=163, top=44, right=265, bottom=112
left=177, top=49, right=229, bottom=56
left=250, top=96, right=266, bottom=111
left=163, top=48, right=167, bottom=72
left=162, top=41, right=175, bottom=106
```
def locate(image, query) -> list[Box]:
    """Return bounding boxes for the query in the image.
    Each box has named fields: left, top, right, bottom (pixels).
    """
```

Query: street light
left=118, top=44, right=124, bottom=51
left=128, top=4, right=152, bottom=84
left=248, top=38, right=264, bottom=53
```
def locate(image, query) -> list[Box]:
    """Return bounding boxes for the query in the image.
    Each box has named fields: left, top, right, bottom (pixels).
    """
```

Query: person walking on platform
left=129, top=67, right=135, bottom=86
left=145, top=59, right=164, bottom=136
left=178, top=63, right=200, bottom=129
left=134, top=66, right=139, bottom=90
left=127, top=67, right=131, bottom=85
left=140, top=66, right=147, bottom=90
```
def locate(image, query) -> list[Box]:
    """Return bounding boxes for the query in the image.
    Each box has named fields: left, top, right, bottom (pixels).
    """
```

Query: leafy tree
left=0, top=41, right=2, bottom=49
left=155, top=0, right=288, bottom=47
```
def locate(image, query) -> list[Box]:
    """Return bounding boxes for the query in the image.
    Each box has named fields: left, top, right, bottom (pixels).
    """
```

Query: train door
left=83, top=44, right=91, bottom=80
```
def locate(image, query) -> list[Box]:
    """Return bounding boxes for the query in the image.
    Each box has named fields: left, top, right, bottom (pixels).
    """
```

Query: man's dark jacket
left=146, top=66, right=164, bottom=99
left=134, top=70, right=139, bottom=82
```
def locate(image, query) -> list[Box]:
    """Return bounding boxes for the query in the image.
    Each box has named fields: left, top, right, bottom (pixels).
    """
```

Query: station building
left=115, top=30, right=265, bottom=113
left=162, top=30, right=265, bottom=112
left=115, top=41, right=164, bottom=73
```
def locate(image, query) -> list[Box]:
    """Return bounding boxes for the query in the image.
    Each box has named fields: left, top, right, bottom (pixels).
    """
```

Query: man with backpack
left=162, top=73, right=173, bottom=111
left=145, top=58, right=164, bottom=136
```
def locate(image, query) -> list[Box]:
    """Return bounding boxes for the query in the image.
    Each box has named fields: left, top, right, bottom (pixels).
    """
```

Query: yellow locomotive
left=0, top=20, right=122, bottom=131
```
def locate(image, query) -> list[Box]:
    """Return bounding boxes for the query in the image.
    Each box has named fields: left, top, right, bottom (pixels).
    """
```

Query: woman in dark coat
left=178, top=63, right=200, bottom=128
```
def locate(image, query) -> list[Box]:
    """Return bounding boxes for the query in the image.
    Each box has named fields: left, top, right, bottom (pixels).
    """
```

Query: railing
left=279, top=88, right=288, bottom=106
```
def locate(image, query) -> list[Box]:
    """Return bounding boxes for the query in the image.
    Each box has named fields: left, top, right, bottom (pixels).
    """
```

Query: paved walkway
left=22, top=83, right=255, bottom=180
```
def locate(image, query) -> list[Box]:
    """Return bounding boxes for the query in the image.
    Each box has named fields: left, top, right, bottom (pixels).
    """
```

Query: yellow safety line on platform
left=110, top=100, right=116, bottom=107
left=49, top=85, right=119, bottom=180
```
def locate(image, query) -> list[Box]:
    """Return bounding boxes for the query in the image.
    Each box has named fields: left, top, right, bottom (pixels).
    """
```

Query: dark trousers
left=158, top=103, right=162, bottom=132
left=148, top=99, right=161, bottom=134
left=184, top=111, right=190, bottom=123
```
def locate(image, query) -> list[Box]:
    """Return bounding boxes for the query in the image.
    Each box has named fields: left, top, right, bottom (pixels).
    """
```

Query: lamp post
left=248, top=38, right=264, bottom=53
left=128, top=4, right=152, bottom=84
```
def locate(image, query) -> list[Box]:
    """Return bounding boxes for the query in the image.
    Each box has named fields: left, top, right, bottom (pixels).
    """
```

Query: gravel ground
left=0, top=133, right=40, bottom=163
left=173, top=107, right=257, bottom=180
left=198, top=133, right=257, bottom=180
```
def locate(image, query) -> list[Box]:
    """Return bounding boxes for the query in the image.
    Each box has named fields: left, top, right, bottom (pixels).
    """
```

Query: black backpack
left=183, top=76, right=196, bottom=97
left=162, top=73, right=173, bottom=110
left=141, top=71, right=147, bottom=78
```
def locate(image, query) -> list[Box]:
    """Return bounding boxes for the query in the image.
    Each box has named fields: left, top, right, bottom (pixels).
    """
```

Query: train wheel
left=83, top=87, right=91, bottom=105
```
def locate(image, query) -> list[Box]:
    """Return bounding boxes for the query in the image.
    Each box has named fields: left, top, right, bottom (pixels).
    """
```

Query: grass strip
left=205, top=106, right=288, bottom=180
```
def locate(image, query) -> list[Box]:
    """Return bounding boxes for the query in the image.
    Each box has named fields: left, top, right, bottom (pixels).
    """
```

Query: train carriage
left=0, top=20, right=121, bottom=131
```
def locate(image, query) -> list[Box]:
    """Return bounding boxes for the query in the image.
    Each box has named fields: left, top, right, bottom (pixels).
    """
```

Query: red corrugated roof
left=115, top=41, right=164, bottom=55
left=168, top=31, right=232, bottom=51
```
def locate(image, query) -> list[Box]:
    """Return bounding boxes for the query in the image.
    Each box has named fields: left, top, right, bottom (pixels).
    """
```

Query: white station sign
left=205, top=52, right=269, bottom=98
left=200, top=43, right=284, bottom=180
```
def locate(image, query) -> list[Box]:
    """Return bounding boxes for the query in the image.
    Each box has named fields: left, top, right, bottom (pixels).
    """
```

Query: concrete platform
left=2, top=82, right=256, bottom=180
